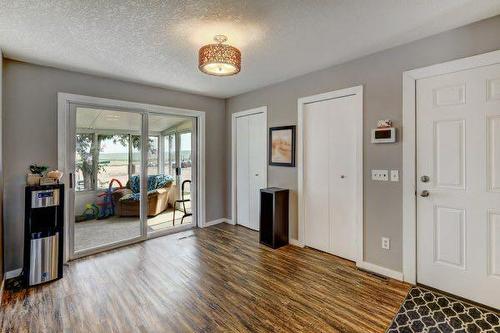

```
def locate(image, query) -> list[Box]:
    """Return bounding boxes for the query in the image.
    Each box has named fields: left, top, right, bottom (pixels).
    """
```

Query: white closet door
left=248, top=112, right=267, bottom=230
left=328, top=96, right=357, bottom=261
left=304, top=102, right=330, bottom=252
left=236, top=111, right=267, bottom=231
left=304, top=96, right=357, bottom=261
left=236, top=116, right=250, bottom=228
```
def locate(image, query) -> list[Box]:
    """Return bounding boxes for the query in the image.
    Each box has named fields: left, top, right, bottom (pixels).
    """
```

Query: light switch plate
left=382, top=237, right=390, bottom=250
left=372, top=170, right=389, bottom=181
left=390, top=170, right=399, bottom=182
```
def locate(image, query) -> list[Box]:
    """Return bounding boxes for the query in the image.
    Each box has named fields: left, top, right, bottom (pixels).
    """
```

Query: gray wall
left=3, top=60, right=226, bottom=271
left=226, top=15, right=500, bottom=272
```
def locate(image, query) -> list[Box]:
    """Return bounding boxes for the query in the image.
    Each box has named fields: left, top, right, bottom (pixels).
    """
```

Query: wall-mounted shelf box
left=371, top=127, right=396, bottom=143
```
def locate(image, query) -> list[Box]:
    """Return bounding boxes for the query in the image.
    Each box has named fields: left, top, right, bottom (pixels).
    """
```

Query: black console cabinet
left=259, top=187, right=289, bottom=249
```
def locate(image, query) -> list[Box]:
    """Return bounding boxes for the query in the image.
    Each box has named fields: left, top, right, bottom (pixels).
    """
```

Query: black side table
left=259, top=187, right=289, bottom=249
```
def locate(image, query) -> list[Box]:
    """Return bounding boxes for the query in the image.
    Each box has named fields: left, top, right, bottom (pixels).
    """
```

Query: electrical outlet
left=382, top=237, right=390, bottom=250
left=372, top=170, right=389, bottom=181
left=390, top=170, right=399, bottom=182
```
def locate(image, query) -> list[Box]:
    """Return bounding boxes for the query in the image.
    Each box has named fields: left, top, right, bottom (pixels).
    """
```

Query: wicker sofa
left=112, top=175, right=176, bottom=217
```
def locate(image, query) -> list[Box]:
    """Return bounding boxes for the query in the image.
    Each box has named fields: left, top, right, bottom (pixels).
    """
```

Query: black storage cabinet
left=259, top=187, right=289, bottom=249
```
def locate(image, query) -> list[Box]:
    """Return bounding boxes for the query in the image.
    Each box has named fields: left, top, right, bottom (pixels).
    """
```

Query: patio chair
left=173, top=180, right=192, bottom=225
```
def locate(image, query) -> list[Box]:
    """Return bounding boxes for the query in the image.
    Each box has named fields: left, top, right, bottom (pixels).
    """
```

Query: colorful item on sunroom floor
left=96, top=178, right=123, bottom=219
left=75, top=203, right=99, bottom=222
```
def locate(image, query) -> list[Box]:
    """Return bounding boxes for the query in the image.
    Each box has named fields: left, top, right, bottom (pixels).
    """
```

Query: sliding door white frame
left=231, top=106, right=268, bottom=226
left=66, top=104, right=147, bottom=260
left=58, top=93, right=206, bottom=262
left=297, top=85, right=363, bottom=265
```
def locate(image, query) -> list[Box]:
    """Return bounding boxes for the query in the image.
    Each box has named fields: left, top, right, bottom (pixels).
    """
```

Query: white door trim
left=297, top=85, right=363, bottom=264
left=57, top=93, right=206, bottom=262
left=402, top=49, right=500, bottom=284
left=231, top=106, right=268, bottom=226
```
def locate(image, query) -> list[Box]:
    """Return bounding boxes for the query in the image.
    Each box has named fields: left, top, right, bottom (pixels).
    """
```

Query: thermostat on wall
left=371, top=127, right=396, bottom=143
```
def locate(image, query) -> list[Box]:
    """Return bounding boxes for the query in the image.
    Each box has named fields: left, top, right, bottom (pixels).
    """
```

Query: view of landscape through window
left=76, top=133, right=192, bottom=191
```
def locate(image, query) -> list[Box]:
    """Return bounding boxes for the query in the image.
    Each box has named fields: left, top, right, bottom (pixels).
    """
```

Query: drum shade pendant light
left=199, top=35, right=241, bottom=76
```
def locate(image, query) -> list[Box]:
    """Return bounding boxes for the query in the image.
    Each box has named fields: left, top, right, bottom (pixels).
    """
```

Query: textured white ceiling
left=1, top=0, right=500, bottom=98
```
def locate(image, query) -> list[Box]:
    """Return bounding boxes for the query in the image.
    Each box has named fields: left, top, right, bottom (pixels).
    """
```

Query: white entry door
left=236, top=111, right=267, bottom=230
left=417, top=63, right=500, bottom=309
left=303, top=95, right=358, bottom=261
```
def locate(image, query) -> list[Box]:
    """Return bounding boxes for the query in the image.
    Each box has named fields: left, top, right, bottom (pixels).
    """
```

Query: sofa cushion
left=129, top=174, right=174, bottom=194
left=119, top=192, right=136, bottom=202
left=119, top=189, right=163, bottom=202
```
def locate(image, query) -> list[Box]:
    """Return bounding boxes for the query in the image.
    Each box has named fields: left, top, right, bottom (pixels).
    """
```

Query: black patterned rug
left=387, top=286, right=499, bottom=333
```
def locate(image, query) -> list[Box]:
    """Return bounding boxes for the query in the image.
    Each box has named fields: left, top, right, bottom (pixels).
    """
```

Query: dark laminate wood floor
left=0, top=224, right=410, bottom=333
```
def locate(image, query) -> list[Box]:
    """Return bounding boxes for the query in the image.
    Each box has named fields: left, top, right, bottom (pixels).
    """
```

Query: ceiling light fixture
left=198, top=35, right=241, bottom=76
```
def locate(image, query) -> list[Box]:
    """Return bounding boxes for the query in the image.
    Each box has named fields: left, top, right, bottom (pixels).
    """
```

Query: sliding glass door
left=71, top=106, right=144, bottom=256
left=147, top=114, right=196, bottom=235
left=68, top=105, right=197, bottom=258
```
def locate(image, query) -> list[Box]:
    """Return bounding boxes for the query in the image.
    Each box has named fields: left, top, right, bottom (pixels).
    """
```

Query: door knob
left=420, top=190, right=430, bottom=197
left=255, top=173, right=259, bottom=176
left=340, top=175, right=345, bottom=179
left=420, top=175, right=430, bottom=183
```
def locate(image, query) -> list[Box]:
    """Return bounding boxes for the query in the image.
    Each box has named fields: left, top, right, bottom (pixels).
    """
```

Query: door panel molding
left=432, top=84, right=466, bottom=107
left=487, top=210, right=500, bottom=278
left=402, top=49, right=500, bottom=285
left=433, top=119, right=466, bottom=190
left=487, top=115, right=500, bottom=192
left=433, top=205, right=466, bottom=269
left=487, top=78, right=500, bottom=102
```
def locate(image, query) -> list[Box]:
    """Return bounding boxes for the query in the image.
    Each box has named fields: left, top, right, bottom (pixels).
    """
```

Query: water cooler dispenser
left=24, top=184, right=64, bottom=286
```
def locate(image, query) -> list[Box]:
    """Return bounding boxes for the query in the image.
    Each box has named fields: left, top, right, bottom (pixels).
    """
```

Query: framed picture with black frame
left=269, top=125, right=296, bottom=167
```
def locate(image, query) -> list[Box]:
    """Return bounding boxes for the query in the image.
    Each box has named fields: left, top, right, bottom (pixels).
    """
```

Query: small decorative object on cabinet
left=260, top=187, right=289, bottom=249
left=27, top=164, right=50, bottom=186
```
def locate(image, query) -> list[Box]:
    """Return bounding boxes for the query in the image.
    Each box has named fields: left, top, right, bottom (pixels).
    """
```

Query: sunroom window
left=75, top=133, right=95, bottom=191
left=75, top=133, right=160, bottom=191
left=97, top=134, right=130, bottom=189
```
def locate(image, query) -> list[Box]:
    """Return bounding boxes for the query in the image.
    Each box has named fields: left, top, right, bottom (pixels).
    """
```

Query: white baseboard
left=289, top=238, right=305, bottom=247
left=356, top=261, right=403, bottom=281
left=224, top=218, right=235, bottom=225
left=5, top=268, right=22, bottom=280
left=204, top=218, right=228, bottom=227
